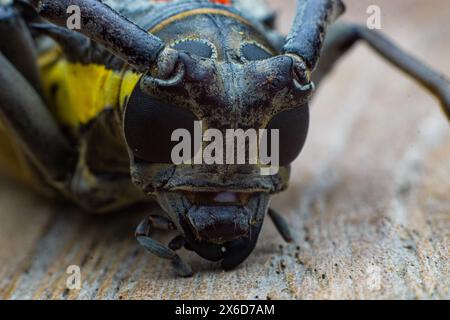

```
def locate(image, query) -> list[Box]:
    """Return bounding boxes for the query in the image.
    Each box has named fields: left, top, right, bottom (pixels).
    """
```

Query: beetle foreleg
left=135, top=217, right=193, bottom=277
left=268, top=208, right=293, bottom=243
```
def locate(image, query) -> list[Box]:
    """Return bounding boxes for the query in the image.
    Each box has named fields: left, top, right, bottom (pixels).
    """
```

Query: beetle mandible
left=0, top=0, right=448, bottom=276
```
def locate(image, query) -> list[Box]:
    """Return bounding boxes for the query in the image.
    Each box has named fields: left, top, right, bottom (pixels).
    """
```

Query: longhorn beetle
left=0, top=0, right=449, bottom=277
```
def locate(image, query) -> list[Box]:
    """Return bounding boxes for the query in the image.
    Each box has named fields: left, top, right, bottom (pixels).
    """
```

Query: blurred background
left=0, top=0, right=449, bottom=299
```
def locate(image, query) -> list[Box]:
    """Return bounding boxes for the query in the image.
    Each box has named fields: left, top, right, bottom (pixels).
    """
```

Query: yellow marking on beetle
left=150, top=8, right=253, bottom=33
left=120, top=70, right=141, bottom=111
left=40, top=59, right=124, bottom=128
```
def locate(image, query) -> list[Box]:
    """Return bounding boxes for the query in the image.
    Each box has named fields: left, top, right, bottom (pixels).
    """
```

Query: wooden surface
left=0, top=0, right=449, bottom=300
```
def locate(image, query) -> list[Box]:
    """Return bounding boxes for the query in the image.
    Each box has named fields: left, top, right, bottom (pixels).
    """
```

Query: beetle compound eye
left=241, top=43, right=273, bottom=61
left=171, top=39, right=216, bottom=59
left=266, top=105, right=309, bottom=166
left=124, top=83, right=198, bottom=163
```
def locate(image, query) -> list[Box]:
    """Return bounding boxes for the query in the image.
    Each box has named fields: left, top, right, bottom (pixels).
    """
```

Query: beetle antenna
left=28, top=0, right=167, bottom=72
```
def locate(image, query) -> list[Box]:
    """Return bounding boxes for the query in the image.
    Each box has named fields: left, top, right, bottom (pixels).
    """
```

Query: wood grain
left=0, top=0, right=449, bottom=299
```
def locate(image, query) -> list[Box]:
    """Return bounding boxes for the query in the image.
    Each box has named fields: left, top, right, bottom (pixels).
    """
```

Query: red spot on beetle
left=209, top=0, right=232, bottom=5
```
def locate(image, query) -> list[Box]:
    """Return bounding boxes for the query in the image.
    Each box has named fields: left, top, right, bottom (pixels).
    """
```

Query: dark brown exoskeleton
left=0, top=0, right=449, bottom=276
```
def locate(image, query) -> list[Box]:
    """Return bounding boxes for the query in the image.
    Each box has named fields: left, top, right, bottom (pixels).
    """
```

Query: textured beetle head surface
left=122, top=14, right=313, bottom=267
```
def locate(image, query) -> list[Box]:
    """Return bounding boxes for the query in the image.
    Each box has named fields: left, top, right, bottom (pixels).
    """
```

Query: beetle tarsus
left=135, top=217, right=193, bottom=277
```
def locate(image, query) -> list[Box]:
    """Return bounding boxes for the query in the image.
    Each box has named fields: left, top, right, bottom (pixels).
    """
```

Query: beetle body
left=0, top=0, right=448, bottom=276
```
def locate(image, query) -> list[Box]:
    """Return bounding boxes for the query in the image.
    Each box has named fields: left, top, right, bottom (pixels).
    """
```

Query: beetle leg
left=0, top=3, right=42, bottom=93
left=313, top=23, right=450, bottom=121
left=268, top=208, right=293, bottom=243
left=168, top=235, right=185, bottom=251
left=135, top=217, right=193, bottom=277
left=0, top=51, right=75, bottom=184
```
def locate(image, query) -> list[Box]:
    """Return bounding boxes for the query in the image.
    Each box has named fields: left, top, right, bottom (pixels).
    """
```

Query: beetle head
left=122, top=18, right=313, bottom=267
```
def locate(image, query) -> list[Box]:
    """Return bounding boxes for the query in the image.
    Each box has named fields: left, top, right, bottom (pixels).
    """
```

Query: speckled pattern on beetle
left=0, top=0, right=449, bottom=277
